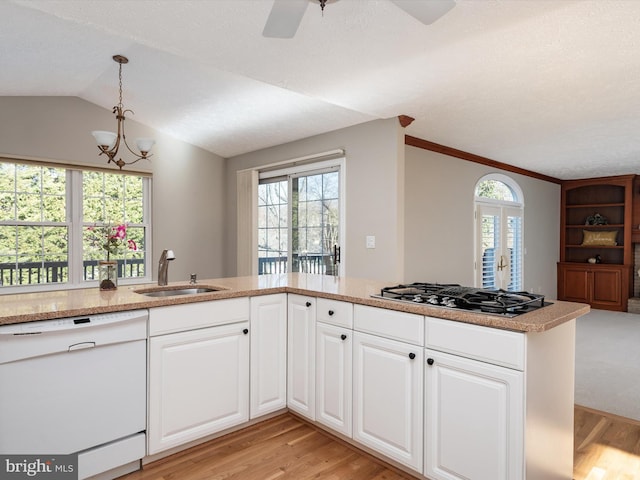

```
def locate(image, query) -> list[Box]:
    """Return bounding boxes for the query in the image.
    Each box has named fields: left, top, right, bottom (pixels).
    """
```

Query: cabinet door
left=316, top=322, right=352, bottom=437
left=353, top=331, right=423, bottom=472
left=250, top=294, right=287, bottom=419
left=287, top=294, right=316, bottom=419
left=424, top=349, right=524, bottom=480
left=591, top=268, right=623, bottom=308
left=148, top=322, right=250, bottom=454
left=558, top=264, right=590, bottom=303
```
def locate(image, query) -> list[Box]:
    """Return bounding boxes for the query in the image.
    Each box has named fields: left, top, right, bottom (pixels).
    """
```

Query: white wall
left=0, top=97, right=226, bottom=282
left=404, top=146, right=561, bottom=298
left=225, top=118, right=406, bottom=282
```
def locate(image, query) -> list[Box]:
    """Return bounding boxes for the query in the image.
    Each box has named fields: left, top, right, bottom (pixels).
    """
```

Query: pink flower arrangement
left=87, top=223, right=137, bottom=260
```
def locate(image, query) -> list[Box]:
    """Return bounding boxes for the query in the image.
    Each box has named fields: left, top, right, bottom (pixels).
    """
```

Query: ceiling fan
left=263, top=0, right=456, bottom=38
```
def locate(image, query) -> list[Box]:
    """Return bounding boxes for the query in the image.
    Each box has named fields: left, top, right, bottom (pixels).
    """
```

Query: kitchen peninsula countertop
left=0, top=274, right=589, bottom=332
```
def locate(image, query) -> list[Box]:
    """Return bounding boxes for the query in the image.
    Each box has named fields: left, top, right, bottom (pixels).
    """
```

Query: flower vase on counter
left=98, top=260, right=118, bottom=291
left=87, top=222, right=138, bottom=291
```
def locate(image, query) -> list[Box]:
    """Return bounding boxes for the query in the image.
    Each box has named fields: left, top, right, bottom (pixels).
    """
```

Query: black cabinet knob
left=243, top=328, right=249, bottom=335
left=340, top=334, right=347, bottom=341
left=328, top=310, right=335, bottom=316
left=306, top=301, right=312, bottom=307
left=409, top=352, right=416, bottom=360
left=427, top=358, right=434, bottom=365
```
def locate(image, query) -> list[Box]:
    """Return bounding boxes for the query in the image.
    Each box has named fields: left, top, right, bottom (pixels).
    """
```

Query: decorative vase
left=98, top=260, right=118, bottom=290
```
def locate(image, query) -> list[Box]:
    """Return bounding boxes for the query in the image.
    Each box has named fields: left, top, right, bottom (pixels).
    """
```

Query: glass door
left=476, top=204, right=522, bottom=291
left=290, top=169, right=340, bottom=275
left=258, top=167, right=341, bottom=275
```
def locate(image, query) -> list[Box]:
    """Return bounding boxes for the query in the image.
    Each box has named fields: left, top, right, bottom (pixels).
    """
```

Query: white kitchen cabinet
left=316, top=321, right=352, bottom=437
left=316, top=297, right=353, bottom=329
left=353, top=304, right=424, bottom=346
left=148, top=300, right=250, bottom=455
left=424, top=348, right=524, bottom=480
left=353, top=331, right=423, bottom=472
left=148, top=297, right=250, bottom=336
left=423, top=316, right=577, bottom=480
left=287, top=294, right=316, bottom=420
left=250, top=294, right=287, bottom=419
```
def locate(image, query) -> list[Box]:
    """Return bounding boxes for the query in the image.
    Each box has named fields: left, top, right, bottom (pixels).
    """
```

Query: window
left=82, top=171, right=148, bottom=282
left=474, top=174, right=523, bottom=291
left=258, top=160, right=342, bottom=275
left=0, top=162, right=68, bottom=286
left=0, top=159, right=150, bottom=290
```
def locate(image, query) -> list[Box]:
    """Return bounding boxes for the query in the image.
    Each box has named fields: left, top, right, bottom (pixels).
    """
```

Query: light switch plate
left=366, top=235, right=375, bottom=249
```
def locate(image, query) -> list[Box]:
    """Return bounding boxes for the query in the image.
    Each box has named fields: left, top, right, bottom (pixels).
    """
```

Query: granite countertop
left=0, top=274, right=590, bottom=332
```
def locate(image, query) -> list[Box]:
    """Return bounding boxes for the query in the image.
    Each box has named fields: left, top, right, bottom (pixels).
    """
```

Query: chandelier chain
left=118, top=62, right=123, bottom=108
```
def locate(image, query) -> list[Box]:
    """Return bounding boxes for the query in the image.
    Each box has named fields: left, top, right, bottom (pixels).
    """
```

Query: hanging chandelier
left=91, top=55, right=155, bottom=170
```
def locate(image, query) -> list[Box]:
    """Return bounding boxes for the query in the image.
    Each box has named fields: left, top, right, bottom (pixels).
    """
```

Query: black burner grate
left=373, top=283, right=548, bottom=316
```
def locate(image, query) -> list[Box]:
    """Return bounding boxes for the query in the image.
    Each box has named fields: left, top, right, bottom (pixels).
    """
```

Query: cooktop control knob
left=443, top=297, right=457, bottom=308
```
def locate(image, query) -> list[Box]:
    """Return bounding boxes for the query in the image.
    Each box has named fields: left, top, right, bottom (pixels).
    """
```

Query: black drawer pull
left=243, top=328, right=249, bottom=335
left=340, top=334, right=347, bottom=341
left=427, top=358, right=434, bottom=365
left=328, top=310, right=335, bottom=316
left=409, top=352, right=416, bottom=360
left=306, top=301, right=312, bottom=307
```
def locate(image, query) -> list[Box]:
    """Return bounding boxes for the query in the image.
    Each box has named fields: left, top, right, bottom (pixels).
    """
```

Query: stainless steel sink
left=135, top=286, right=224, bottom=297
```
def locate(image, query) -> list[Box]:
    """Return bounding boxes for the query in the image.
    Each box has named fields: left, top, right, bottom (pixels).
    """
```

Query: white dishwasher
left=0, top=309, right=147, bottom=480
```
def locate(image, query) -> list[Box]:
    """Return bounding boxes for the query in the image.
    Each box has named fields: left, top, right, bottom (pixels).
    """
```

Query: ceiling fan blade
left=390, top=0, right=455, bottom=25
left=263, top=0, right=309, bottom=38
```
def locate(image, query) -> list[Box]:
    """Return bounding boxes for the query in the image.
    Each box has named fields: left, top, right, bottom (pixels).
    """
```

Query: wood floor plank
left=573, top=406, right=640, bottom=480
left=121, top=407, right=640, bottom=480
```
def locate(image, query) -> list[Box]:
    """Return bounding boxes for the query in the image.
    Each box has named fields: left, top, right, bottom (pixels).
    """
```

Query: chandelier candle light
left=92, top=55, right=155, bottom=170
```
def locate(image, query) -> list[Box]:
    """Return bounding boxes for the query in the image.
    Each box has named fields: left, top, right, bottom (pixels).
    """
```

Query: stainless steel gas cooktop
left=371, top=282, right=550, bottom=317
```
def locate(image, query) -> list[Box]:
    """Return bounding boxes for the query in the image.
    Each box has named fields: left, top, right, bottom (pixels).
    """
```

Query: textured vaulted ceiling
left=2, top=0, right=640, bottom=180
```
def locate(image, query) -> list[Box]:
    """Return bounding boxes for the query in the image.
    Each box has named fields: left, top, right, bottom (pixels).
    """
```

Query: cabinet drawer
left=353, top=305, right=423, bottom=346
left=149, top=297, right=250, bottom=336
left=317, top=298, right=353, bottom=328
left=425, top=317, right=524, bottom=370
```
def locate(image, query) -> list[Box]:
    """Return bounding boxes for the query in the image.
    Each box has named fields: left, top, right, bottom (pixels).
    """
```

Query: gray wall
left=404, top=146, right=561, bottom=298
left=0, top=96, right=226, bottom=282
left=1, top=97, right=560, bottom=293
left=225, top=118, right=406, bottom=282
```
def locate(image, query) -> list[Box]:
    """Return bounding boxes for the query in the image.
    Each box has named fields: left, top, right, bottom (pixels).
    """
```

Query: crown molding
left=405, top=135, right=562, bottom=184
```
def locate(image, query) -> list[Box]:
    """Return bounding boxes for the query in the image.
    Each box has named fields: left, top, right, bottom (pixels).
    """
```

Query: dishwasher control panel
left=0, top=309, right=148, bottom=364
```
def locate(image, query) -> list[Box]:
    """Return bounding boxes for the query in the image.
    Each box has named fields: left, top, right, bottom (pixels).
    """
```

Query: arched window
left=474, top=174, right=524, bottom=291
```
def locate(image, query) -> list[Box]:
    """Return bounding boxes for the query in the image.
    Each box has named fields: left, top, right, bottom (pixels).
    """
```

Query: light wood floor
left=574, top=405, right=640, bottom=480
left=120, top=406, right=640, bottom=480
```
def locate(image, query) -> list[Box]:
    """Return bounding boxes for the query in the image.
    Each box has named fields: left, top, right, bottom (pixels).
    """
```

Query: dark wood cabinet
left=558, top=175, right=634, bottom=311
left=557, top=262, right=630, bottom=311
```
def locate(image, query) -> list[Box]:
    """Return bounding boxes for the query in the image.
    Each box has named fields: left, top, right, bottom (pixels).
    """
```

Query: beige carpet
left=575, top=308, right=640, bottom=421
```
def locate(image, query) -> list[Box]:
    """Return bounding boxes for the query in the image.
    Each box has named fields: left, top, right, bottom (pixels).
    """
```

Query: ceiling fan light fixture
left=91, top=55, right=155, bottom=170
